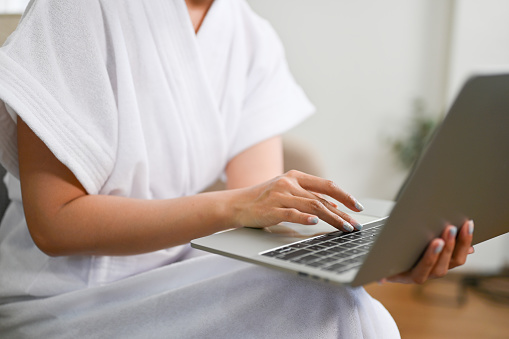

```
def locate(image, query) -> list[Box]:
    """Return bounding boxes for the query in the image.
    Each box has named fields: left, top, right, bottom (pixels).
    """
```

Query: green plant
left=390, top=99, right=440, bottom=170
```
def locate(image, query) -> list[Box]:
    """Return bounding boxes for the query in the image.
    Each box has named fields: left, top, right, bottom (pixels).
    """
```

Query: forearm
left=18, top=115, right=281, bottom=257
left=43, top=136, right=283, bottom=256
left=32, top=189, right=241, bottom=256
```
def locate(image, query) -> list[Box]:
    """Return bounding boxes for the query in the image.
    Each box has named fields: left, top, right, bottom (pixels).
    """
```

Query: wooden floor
left=365, top=273, right=509, bottom=339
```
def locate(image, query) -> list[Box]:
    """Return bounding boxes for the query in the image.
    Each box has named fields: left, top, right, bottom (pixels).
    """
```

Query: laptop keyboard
left=260, top=224, right=383, bottom=274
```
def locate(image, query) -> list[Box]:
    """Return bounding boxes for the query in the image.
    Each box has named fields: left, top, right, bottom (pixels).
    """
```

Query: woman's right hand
left=231, top=170, right=364, bottom=232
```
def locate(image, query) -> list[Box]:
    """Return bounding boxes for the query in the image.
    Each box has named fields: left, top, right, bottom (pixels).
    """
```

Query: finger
left=309, top=191, right=340, bottom=211
left=430, top=226, right=457, bottom=278
left=307, top=191, right=363, bottom=230
left=286, top=170, right=364, bottom=212
left=450, top=219, right=474, bottom=268
left=384, top=272, right=412, bottom=284
left=280, top=181, right=356, bottom=231
left=310, top=192, right=338, bottom=208
left=409, top=239, right=445, bottom=284
left=264, top=207, right=320, bottom=226
left=279, top=194, right=356, bottom=232
left=327, top=199, right=338, bottom=208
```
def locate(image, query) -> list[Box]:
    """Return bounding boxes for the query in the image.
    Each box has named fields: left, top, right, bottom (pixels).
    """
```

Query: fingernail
left=353, top=222, right=363, bottom=231
left=354, top=200, right=364, bottom=211
left=434, top=241, right=444, bottom=254
left=343, top=222, right=354, bottom=232
left=308, top=216, right=319, bottom=225
left=468, top=220, right=474, bottom=235
left=449, top=226, right=457, bottom=240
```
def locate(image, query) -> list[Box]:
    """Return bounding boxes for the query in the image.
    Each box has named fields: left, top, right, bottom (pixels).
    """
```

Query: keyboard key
left=289, top=243, right=310, bottom=249
left=342, top=233, right=362, bottom=240
left=358, top=244, right=372, bottom=251
left=343, top=248, right=366, bottom=257
left=306, top=245, right=326, bottom=251
left=355, top=238, right=374, bottom=245
left=320, top=233, right=341, bottom=239
left=278, top=249, right=312, bottom=260
left=274, top=247, right=293, bottom=254
left=340, top=242, right=357, bottom=249
left=315, top=249, right=338, bottom=256
left=319, top=241, right=339, bottom=248
left=330, top=252, right=351, bottom=260
left=301, top=238, right=325, bottom=245
left=322, top=262, right=349, bottom=272
left=329, top=237, right=350, bottom=244
left=342, top=258, right=362, bottom=266
left=293, top=254, right=320, bottom=264
left=306, top=260, right=326, bottom=268
left=313, top=257, right=338, bottom=266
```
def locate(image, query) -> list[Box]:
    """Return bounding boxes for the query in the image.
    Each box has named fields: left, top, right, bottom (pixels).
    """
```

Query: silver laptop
left=191, top=73, right=509, bottom=286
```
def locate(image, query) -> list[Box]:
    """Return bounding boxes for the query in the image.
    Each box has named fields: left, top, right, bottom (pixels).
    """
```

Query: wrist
left=221, top=187, right=251, bottom=229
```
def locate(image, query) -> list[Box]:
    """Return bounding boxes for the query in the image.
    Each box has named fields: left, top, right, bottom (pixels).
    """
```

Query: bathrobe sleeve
left=227, top=9, right=315, bottom=160
left=0, top=0, right=117, bottom=194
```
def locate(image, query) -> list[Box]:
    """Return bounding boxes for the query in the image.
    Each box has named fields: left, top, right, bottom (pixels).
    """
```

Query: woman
left=0, top=0, right=473, bottom=337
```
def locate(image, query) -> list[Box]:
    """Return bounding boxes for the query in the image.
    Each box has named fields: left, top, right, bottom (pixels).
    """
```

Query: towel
left=0, top=0, right=400, bottom=337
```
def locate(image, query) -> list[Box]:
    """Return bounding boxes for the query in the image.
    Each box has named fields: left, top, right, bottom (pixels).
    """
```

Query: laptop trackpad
left=264, top=214, right=381, bottom=237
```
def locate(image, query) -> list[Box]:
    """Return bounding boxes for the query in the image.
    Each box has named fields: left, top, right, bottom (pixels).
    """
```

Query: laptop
left=191, top=73, right=509, bottom=287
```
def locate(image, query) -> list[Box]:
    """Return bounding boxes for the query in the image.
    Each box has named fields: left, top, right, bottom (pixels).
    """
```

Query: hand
left=232, top=170, right=364, bottom=232
left=382, top=219, right=475, bottom=284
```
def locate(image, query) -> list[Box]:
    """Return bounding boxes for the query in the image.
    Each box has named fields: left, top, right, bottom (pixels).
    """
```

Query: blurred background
left=2, top=0, right=509, bottom=337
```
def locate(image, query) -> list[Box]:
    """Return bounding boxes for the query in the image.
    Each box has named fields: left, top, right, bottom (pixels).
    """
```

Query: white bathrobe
left=0, top=0, right=400, bottom=337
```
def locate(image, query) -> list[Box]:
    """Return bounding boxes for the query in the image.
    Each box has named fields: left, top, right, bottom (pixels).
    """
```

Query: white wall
left=447, top=0, right=509, bottom=101
left=247, top=0, right=453, bottom=200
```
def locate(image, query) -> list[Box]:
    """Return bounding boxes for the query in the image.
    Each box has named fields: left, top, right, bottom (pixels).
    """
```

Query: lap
left=0, top=251, right=400, bottom=339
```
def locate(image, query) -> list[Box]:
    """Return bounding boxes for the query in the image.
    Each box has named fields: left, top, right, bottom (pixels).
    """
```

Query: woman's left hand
left=381, top=219, right=475, bottom=284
